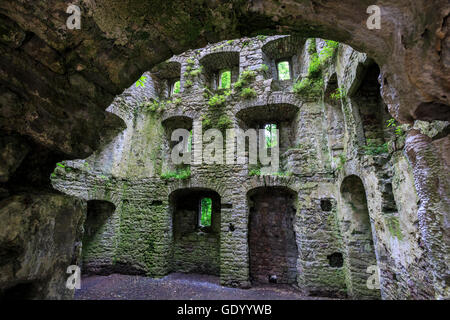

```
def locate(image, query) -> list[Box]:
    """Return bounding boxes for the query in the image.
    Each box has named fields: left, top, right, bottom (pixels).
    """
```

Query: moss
left=386, top=216, right=404, bottom=240
left=293, top=77, right=324, bottom=98
left=161, top=168, right=191, bottom=180
left=240, top=87, right=257, bottom=99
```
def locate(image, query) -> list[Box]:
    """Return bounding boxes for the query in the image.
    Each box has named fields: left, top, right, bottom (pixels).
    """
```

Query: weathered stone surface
left=50, top=36, right=449, bottom=300
left=0, top=0, right=448, bottom=300
left=0, top=193, right=85, bottom=299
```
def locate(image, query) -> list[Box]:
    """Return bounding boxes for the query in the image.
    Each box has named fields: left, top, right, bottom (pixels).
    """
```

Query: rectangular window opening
left=171, top=80, right=181, bottom=96
left=199, top=197, right=212, bottom=227
left=265, top=124, right=278, bottom=148
left=218, top=70, right=231, bottom=89
left=277, top=61, right=291, bottom=81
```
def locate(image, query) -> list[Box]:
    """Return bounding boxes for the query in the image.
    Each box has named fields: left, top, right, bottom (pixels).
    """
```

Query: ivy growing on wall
left=293, top=39, right=339, bottom=99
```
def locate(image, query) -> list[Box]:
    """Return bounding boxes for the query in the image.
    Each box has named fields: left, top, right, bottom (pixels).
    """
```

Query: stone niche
left=262, top=36, right=304, bottom=90
left=151, top=61, right=182, bottom=98
left=339, top=175, right=381, bottom=299
left=248, top=187, right=298, bottom=285
left=236, top=103, right=300, bottom=171
left=170, top=188, right=221, bottom=275
left=199, top=51, right=240, bottom=91
left=161, top=115, right=193, bottom=173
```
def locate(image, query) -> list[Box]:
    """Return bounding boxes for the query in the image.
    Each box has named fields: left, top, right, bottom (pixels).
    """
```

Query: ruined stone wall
left=52, top=35, right=448, bottom=299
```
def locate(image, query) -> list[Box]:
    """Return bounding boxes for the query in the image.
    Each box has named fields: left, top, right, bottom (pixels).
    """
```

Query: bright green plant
left=233, top=69, right=256, bottom=90
left=240, top=87, right=257, bottom=99
left=277, top=61, right=291, bottom=80
left=161, top=168, right=191, bottom=180
left=200, top=198, right=212, bottom=226
left=387, top=118, right=404, bottom=136
left=135, top=75, right=147, bottom=88
left=249, top=168, right=261, bottom=176
left=172, top=81, right=181, bottom=94
left=363, top=140, right=389, bottom=155
left=219, top=70, right=231, bottom=89
left=293, top=77, right=324, bottom=97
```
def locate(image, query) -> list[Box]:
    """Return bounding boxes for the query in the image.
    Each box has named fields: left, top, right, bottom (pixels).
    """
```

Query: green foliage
left=257, top=35, right=268, bottom=41
left=240, top=87, right=257, bottom=99
left=249, top=168, right=292, bottom=177
left=208, top=91, right=230, bottom=107
left=277, top=61, right=291, bottom=80
left=386, top=118, right=404, bottom=136
left=265, top=124, right=277, bottom=148
left=141, top=99, right=163, bottom=113
left=200, top=198, right=212, bottom=227
left=201, top=115, right=212, bottom=130
left=135, top=75, right=147, bottom=88
left=189, top=66, right=203, bottom=77
left=217, top=115, right=233, bottom=130
left=233, top=69, right=256, bottom=90
left=293, top=77, right=324, bottom=98
left=294, top=40, right=339, bottom=99
left=56, top=162, right=65, bottom=168
left=184, top=79, right=193, bottom=88
left=160, top=168, right=191, bottom=180
left=335, top=153, right=347, bottom=171
left=219, top=70, right=231, bottom=89
left=308, top=39, right=317, bottom=55
left=330, top=87, right=346, bottom=100
left=172, top=81, right=181, bottom=94
left=363, top=140, right=389, bottom=155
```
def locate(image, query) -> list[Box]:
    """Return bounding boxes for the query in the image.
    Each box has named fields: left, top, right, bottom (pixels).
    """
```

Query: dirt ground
left=75, top=273, right=335, bottom=300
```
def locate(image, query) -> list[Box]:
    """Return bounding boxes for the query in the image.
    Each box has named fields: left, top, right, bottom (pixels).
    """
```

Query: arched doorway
left=247, top=186, right=298, bottom=285
left=340, top=175, right=381, bottom=299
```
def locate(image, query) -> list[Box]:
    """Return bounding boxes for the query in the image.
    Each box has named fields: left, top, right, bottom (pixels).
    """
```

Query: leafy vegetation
left=293, top=77, right=324, bottom=97
left=233, top=69, right=256, bottom=91
left=135, top=75, right=147, bottom=88
left=200, top=198, right=212, bottom=227
left=277, top=61, right=291, bottom=80
left=219, top=70, right=231, bottom=89
left=293, top=40, right=339, bottom=99
left=363, top=140, right=389, bottom=155
left=330, top=87, right=346, bottom=100
left=160, top=168, right=191, bottom=180
left=240, top=87, right=257, bottom=99
left=387, top=118, right=404, bottom=136
left=207, top=89, right=231, bottom=107
left=265, top=124, right=277, bottom=148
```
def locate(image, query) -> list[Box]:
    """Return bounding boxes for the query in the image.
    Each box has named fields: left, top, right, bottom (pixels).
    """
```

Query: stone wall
left=52, top=35, right=449, bottom=299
